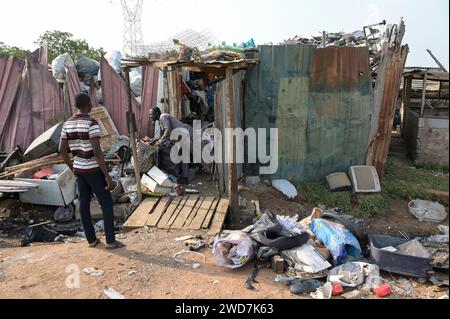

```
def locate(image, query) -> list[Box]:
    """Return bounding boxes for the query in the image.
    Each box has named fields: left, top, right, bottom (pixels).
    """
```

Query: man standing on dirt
left=59, top=93, right=125, bottom=250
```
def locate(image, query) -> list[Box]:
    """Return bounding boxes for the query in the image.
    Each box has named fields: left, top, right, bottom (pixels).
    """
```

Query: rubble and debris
left=408, top=200, right=448, bottom=223
left=342, top=290, right=362, bottom=299
left=289, top=279, right=322, bottom=294
left=310, top=282, right=333, bottom=299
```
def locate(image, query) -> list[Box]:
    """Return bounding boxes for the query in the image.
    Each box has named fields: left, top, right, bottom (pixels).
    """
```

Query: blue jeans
left=75, top=171, right=115, bottom=244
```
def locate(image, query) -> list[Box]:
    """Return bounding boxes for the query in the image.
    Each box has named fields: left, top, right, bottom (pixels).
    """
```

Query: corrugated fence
left=244, top=45, right=373, bottom=181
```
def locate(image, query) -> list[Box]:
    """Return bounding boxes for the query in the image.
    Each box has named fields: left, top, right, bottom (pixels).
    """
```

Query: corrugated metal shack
left=124, top=20, right=408, bottom=220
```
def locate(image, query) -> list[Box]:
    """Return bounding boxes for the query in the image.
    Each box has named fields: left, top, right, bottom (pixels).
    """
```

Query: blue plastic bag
left=310, top=218, right=361, bottom=265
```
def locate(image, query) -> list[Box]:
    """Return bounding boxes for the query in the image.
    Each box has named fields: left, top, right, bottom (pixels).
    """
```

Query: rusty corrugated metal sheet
left=244, top=45, right=373, bottom=181
left=28, top=57, right=65, bottom=139
left=0, top=56, right=25, bottom=147
left=29, top=45, right=48, bottom=67
left=100, top=57, right=140, bottom=136
left=140, top=66, right=159, bottom=138
left=1, top=55, right=64, bottom=152
left=64, top=67, right=81, bottom=117
left=89, top=82, right=100, bottom=107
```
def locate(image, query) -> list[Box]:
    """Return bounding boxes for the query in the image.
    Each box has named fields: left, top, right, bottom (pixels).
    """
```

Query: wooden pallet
left=124, top=196, right=229, bottom=232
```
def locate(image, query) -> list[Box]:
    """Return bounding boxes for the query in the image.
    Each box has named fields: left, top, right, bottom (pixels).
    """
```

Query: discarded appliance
left=348, top=166, right=381, bottom=193
left=147, top=166, right=174, bottom=188
left=408, top=200, right=448, bottom=223
left=141, top=174, right=172, bottom=195
left=24, top=123, right=64, bottom=161
left=368, top=235, right=433, bottom=278
left=14, top=164, right=76, bottom=206
left=326, top=172, right=353, bottom=192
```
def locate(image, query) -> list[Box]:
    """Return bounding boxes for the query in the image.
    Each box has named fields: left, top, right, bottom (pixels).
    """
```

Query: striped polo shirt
left=60, top=114, right=102, bottom=174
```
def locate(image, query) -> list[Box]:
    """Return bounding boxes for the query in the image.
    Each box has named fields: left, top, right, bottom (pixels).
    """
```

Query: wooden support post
left=420, top=72, right=428, bottom=117
left=125, top=68, right=143, bottom=204
left=225, top=68, right=239, bottom=226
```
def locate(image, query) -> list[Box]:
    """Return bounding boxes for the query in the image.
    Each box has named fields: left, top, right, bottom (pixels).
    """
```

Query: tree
left=0, top=42, right=28, bottom=59
left=34, top=31, right=106, bottom=62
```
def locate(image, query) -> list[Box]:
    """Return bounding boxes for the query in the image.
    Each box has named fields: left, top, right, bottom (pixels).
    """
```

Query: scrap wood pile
left=211, top=206, right=449, bottom=299
left=0, top=154, right=63, bottom=179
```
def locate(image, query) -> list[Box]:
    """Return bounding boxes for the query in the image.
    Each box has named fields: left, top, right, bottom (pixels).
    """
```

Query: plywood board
left=202, top=198, right=219, bottom=229
left=189, top=197, right=215, bottom=230
left=145, top=197, right=172, bottom=227
left=156, top=196, right=183, bottom=228
left=123, top=197, right=160, bottom=229
left=183, top=197, right=204, bottom=230
left=171, top=196, right=200, bottom=229
left=89, top=106, right=119, bottom=151
left=207, top=198, right=230, bottom=236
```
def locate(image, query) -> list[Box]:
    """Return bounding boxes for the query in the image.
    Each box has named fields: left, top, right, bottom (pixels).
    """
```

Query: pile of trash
left=284, top=21, right=387, bottom=73
left=212, top=207, right=448, bottom=299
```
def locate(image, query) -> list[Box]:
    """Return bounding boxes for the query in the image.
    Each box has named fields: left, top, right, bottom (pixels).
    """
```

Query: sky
left=0, top=0, right=448, bottom=68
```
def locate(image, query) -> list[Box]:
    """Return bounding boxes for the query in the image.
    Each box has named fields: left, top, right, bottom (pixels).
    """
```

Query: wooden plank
left=202, top=198, right=219, bottom=229
left=183, top=197, right=204, bottom=230
left=161, top=196, right=188, bottom=229
left=225, top=68, right=239, bottom=224
left=156, top=197, right=184, bottom=228
left=145, top=197, right=172, bottom=227
left=123, top=197, right=160, bottom=229
left=189, top=197, right=215, bottom=230
left=421, top=72, right=428, bottom=117
left=171, top=196, right=199, bottom=229
left=207, top=198, right=230, bottom=236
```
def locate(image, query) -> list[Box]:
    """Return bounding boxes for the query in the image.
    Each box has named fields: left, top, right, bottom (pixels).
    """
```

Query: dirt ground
left=0, top=227, right=448, bottom=300
left=0, top=166, right=449, bottom=299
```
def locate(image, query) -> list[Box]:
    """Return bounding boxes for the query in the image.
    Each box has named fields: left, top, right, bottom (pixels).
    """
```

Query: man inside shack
left=150, top=107, right=193, bottom=184
left=59, top=93, right=125, bottom=250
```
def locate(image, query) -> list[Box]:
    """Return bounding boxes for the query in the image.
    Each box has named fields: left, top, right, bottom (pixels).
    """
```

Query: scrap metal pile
left=285, top=20, right=388, bottom=75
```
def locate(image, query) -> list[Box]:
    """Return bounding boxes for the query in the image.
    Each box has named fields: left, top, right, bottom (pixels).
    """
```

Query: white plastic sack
left=98, top=50, right=122, bottom=81
left=272, top=179, right=298, bottom=199
left=212, top=231, right=255, bottom=269
left=51, top=53, right=75, bottom=82
left=130, top=67, right=142, bottom=97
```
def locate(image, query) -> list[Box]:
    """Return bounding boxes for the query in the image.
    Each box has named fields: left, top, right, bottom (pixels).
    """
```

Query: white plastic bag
left=51, top=53, right=75, bottom=82
left=129, top=67, right=142, bottom=97
left=272, top=179, right=298, bottom=199
left=98, top=50, right=122, bottom=81
left=212, top=231, right=255, bottom=269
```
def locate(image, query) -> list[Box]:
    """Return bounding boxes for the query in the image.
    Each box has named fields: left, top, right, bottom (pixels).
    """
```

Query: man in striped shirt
left=59, top=93, right=124, bottom=250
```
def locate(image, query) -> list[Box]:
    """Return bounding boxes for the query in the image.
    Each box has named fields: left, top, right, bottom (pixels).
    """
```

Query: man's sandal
left=89, top=238, right=101, bottom=248
left=105, top=241, right=126, bottom=250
